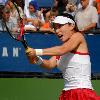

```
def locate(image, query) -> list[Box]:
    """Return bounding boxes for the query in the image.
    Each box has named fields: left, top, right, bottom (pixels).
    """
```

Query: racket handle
left=21, top=40, right=28, bottom=49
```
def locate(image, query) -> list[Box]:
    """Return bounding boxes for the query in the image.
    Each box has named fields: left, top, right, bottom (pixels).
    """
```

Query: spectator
left=40, top=7, right=58, bottom=33
left=25, top=0, right=45, bottom=30
left=94, top=0, right=100, bottom=28
left=68, top=0, right=80, bottom=5
left=0, top=7, right=15, bottom=31
left=5, top=0, right=24, bottom=24
left=0, top=5, right=36, bottom=33
left=0, top=0, right=7, bottom=19
left=64, top=2, right=77, bottom=17
left=53, top=0, right=68, bottom=14
left=78, top=0, right=95, bottom=9
left=25, top=0, right=39, bottom=18
left=0, top=3, right=4, bottom=19
left=75, top=0, right=98, bottom=33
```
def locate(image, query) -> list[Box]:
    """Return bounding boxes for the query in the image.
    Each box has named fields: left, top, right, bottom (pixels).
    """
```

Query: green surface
left=92, top=80, right=100, bottom=95
left=0, top=78, right=99, bottom=100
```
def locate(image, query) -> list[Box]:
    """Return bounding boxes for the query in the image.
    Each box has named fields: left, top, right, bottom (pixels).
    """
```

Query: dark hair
left=59, top=13, right=79, bottom=32
left=0, top=5, right=5, bottom=19
left=29, top=0, right=39, bottom=11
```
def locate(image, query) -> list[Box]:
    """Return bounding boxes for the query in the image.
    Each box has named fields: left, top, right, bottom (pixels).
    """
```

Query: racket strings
left=3, top=1, right=28, bottom=48
left=9, top=2, right=25, bottom=41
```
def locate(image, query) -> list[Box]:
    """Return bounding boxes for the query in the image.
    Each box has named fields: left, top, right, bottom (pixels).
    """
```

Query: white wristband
left=35, top=49, right=43, bottom=56
left=35, top=56, right=43, bottom=65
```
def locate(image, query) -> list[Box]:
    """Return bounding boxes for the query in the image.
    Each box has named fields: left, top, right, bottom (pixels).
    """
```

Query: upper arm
left=60, top=34, right=82, bottom=54
left=43, top=33, right=83, bottom=56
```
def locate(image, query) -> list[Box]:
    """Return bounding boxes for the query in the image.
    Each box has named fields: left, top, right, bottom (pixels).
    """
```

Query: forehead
left=3, top=8, right=10, bottom=14
left=29, top=4, right=35, bottom=8
left=53, top=23, right=69, bottom=29
left=3, top=12, right=10, bottom=14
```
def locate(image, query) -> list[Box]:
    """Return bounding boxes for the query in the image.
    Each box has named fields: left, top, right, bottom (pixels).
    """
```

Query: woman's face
left=3, top=11, right=10, bottom=22
left=29, top=5, right=35, bottom=14
left=54, top=23, right=74, bottom=42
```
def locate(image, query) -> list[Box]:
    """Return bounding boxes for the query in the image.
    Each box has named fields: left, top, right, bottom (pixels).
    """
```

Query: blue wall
left=0, top=32, right=100, bottom=73
left=36, top=0, right=54, bottom=7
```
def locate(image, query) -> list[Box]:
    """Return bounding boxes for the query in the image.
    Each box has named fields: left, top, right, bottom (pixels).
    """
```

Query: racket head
left=2, top=1, right=28, bottom=49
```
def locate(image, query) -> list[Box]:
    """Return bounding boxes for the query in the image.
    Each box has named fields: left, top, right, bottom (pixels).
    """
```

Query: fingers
left=25, top=47, right=36, bottom=56
left=25, top=47, right=37, bottom=64
left=25, top=47, right=32, bottom=54
left=26, top=53, right=37, bottom=64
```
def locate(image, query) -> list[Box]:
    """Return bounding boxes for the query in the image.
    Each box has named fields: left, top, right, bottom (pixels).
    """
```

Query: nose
left=56, top=29, right=62, bottom=36
left=56, top=27, right=62, bottom=32
left=55, top=28, right=59, bottom=34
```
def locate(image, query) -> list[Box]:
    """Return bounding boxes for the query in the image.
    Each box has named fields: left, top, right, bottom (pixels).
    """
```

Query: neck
left=67, top=30, right=75, bottom=39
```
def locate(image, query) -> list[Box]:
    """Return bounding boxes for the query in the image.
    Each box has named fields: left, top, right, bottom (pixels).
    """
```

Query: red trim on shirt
left=71, top=51, right=89, bottom=55
left=56, top=56, right=60, bottom=60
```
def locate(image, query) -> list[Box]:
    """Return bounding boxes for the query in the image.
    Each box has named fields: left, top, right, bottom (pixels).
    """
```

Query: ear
left=70, top=24, right=75, bottom=30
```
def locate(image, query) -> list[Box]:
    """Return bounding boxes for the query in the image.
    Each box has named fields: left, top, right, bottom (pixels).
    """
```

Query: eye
left=53, top=24, right=64, bottom=30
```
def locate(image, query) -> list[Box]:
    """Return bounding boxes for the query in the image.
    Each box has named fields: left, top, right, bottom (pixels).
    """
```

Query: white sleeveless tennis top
left=56, top=52, right=93, bottom=91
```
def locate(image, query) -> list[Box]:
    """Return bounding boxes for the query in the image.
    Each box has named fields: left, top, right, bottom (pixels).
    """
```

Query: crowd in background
left=0, top=0, right=100, bottom=34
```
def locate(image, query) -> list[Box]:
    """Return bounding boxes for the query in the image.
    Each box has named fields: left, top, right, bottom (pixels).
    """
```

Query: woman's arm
left=27, top=55, right=57, bottom=70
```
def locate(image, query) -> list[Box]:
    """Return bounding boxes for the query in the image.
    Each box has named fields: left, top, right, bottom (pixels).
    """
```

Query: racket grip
left=25, top=47, right=32, bottom=54
left=22, top=40, right=28, bottom=49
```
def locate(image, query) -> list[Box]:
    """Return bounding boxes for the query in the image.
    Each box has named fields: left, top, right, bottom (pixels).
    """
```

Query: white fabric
left=0, top=18, right=16, bottom=31
left=35, top=49, right=43, bottom=56
left=25, top=9, right=45, bottom=22
left=24, top=0, right=31, bottom=16
left=24, top=0, right=45, bottom=23
left=52, top=16, right=75, bottom=25
left=57, top=52, right=93, bottom=91
left=25, top=24, right=36, bottom=29
left=75, top=6, right=98, bottom=31
left=35, top=56, right=43, bottom=65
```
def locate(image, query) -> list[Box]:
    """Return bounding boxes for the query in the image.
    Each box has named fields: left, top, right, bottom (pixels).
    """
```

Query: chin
left=61, top=39, right=65, bottom=42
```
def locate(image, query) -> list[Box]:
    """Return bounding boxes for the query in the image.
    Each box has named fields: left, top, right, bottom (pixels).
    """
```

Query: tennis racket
left=3, top=1, right=28, bottom=50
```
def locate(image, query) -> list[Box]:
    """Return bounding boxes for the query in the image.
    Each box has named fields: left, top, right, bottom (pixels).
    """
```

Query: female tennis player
left=26, top=13, right=100, bottom=100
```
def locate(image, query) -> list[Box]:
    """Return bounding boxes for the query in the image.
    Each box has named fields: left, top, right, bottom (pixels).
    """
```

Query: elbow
left=41, top=64, right=55, bottom=70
